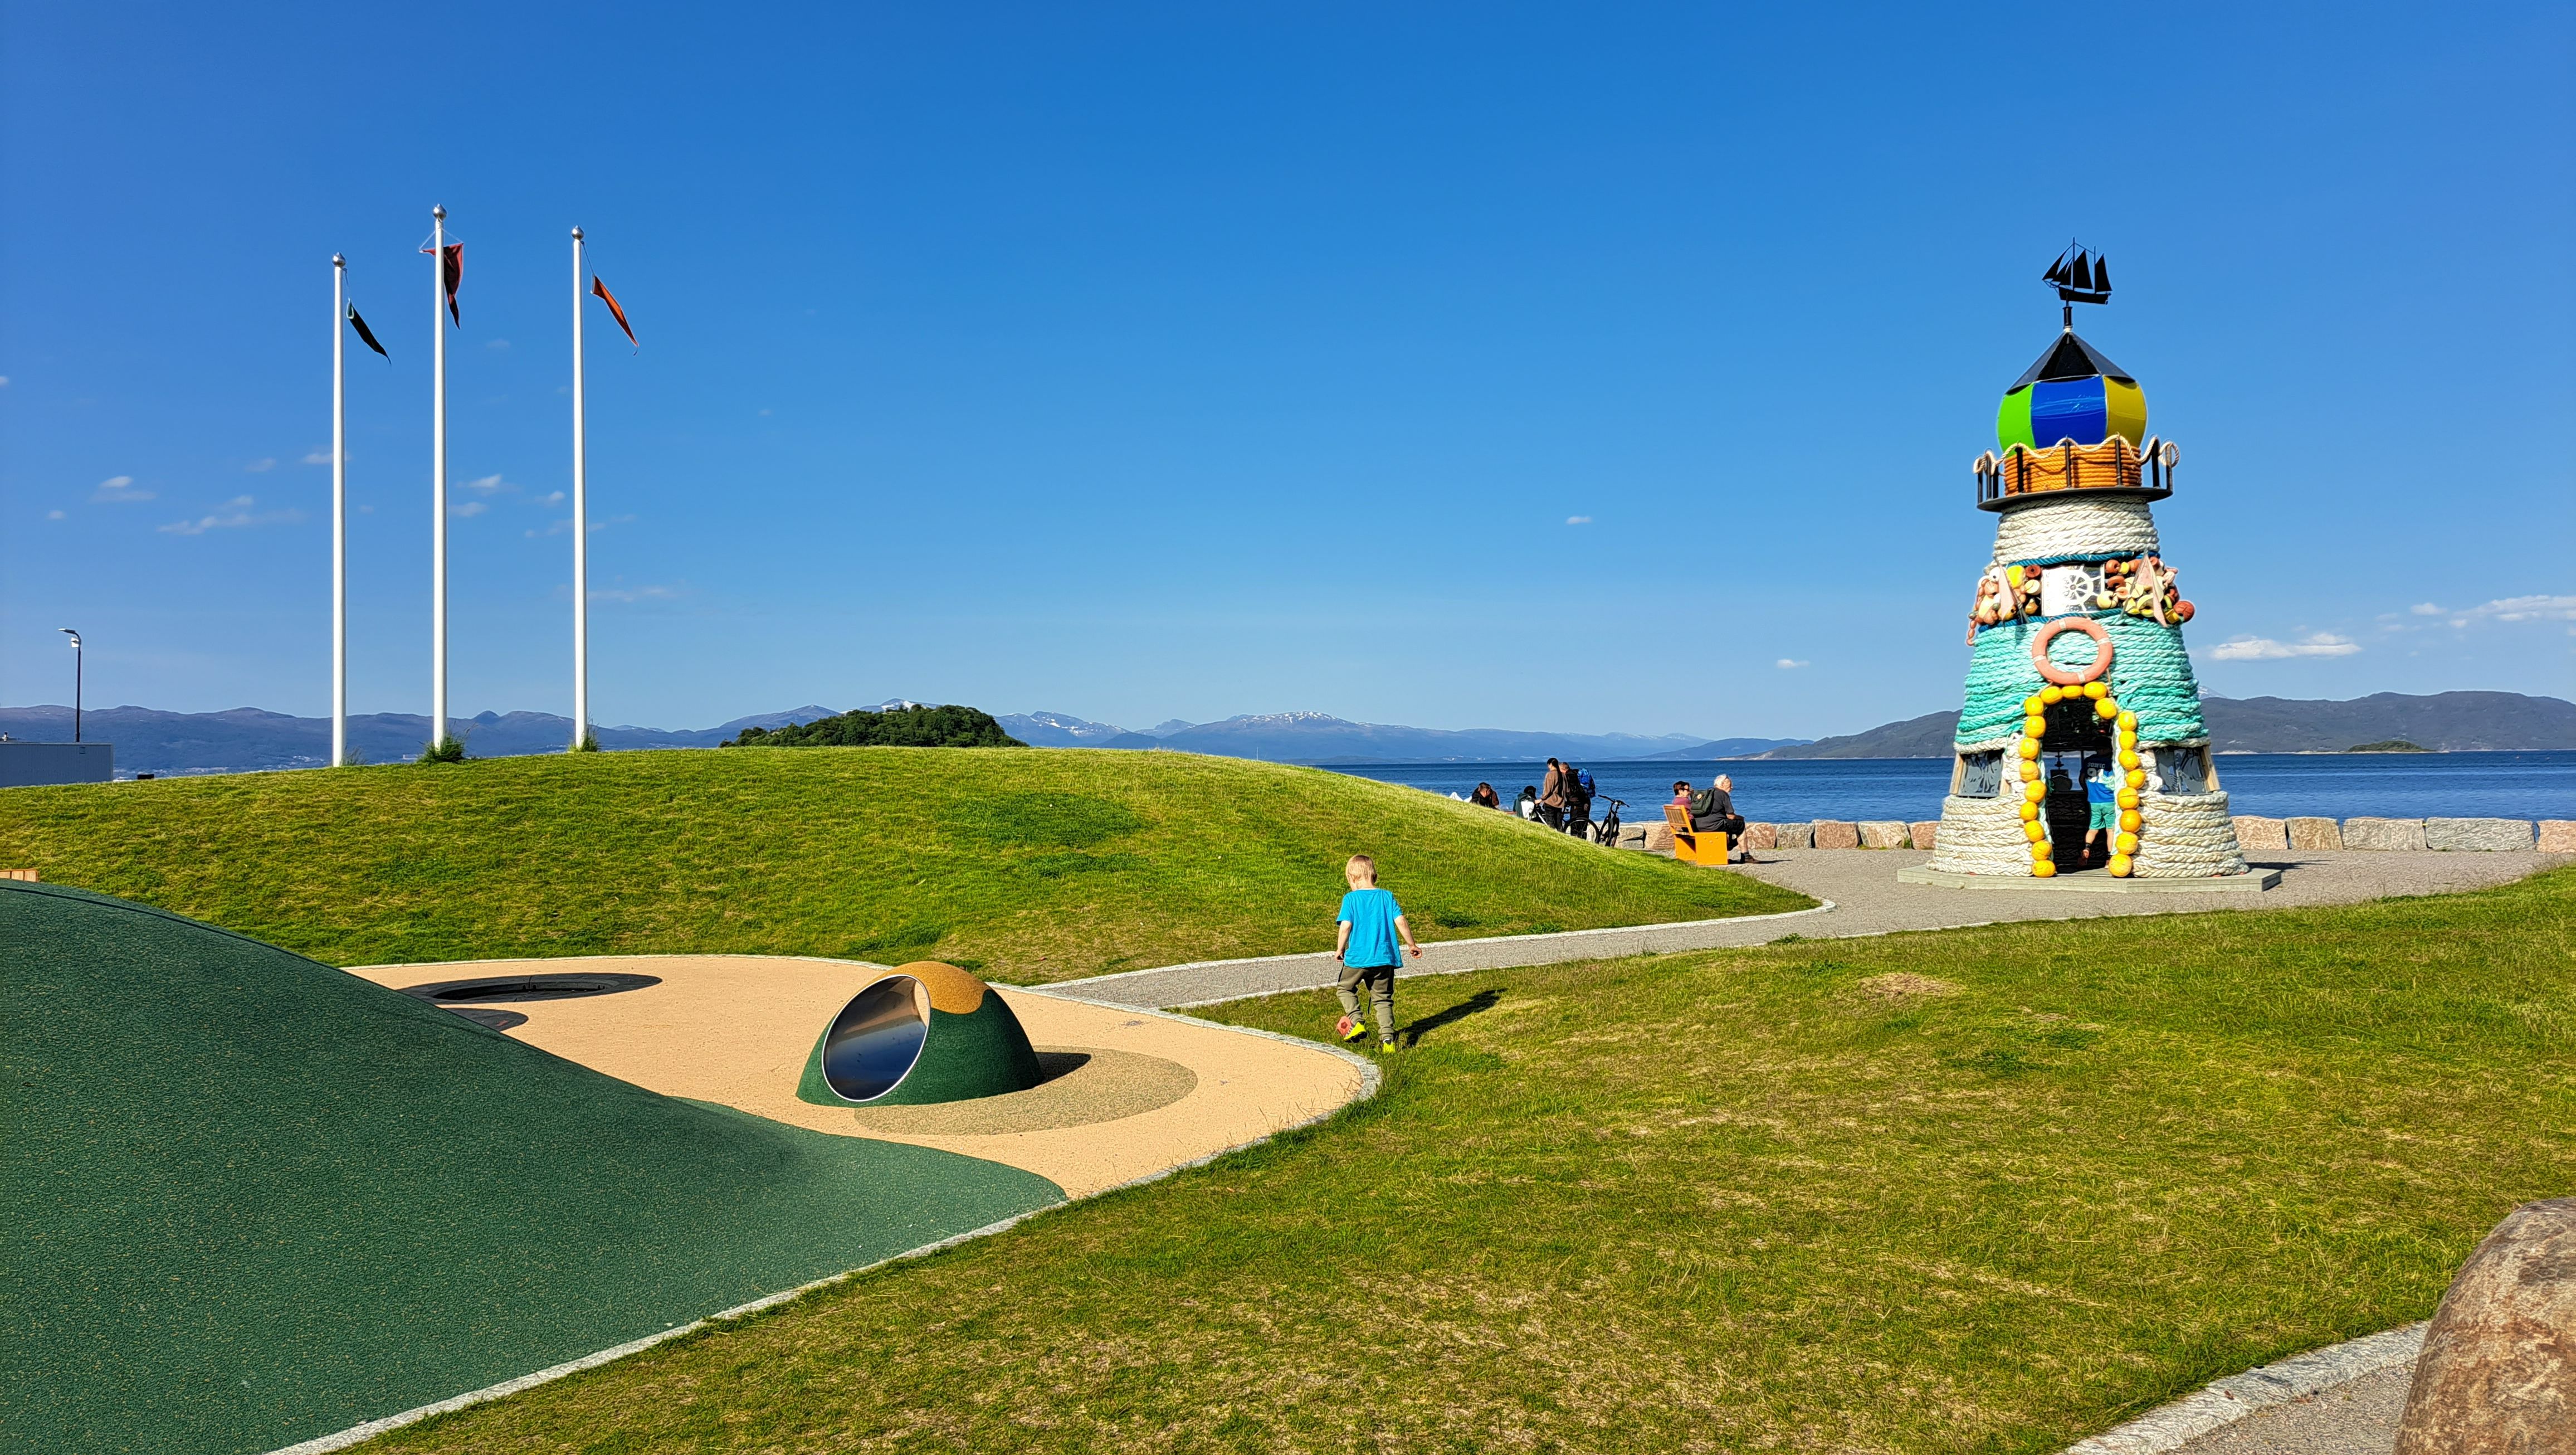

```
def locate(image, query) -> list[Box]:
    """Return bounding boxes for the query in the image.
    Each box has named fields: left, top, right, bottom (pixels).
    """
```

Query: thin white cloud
left=486, top=338, right=511, bottom=351
left=47, top=509, right=66, bottom=520
left=2209, top=632, right=2362, bottom=661
left=540, top=490, right=564, bottom=505
left=1565, top=515, right=1593, bottom=525
left=2409, top=602, right=2441, bottom=616
left=1777, top=658, right=1809, bottom=669
left=303, top=449, right=331, bottom=465
left=2454, top=594, right=2576, bottom=624
left=0, top=376, right=11, bottom=387
left=590, top=584, right=677, bottom=603
left=159, top=495, right=302, bottom=536
left=461, top=473, right=509, bottom=494
left=244, top=457, right=276, bottom=473
left=94, top=474, right=154, bottom=503
left=452, top=499, right=489, bottom=518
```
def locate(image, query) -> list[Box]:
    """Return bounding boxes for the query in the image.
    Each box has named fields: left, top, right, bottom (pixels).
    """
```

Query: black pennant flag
left=442, top=243, right=462, bottom=325
left=346, top=301, right=389, bottom=360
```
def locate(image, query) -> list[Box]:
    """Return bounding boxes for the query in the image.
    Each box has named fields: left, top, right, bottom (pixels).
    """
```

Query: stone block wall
left=1857, top=820, right=1909, bottom=849
left=2287, top=816, right=2341, bottom=849
left=1741, top=823, right=1778, bottom=850
left=1812, top=820, right=1860, bottom=850
left=1910, top=821, right=1939, bottom=849
left=2424, top=818, right=2535, bottom=852
left=1774, top=822, right=1814, bottom=849
left=2342, top=817, right=2429, bottom=851
left=2541, top=821, right=2576, bottom=854
left=2231, top=816, right=2288, bottom=851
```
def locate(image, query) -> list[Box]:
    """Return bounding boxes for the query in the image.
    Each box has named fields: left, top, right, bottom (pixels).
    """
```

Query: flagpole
left=430, top=204, right=448, bottom=753
left=570, top=227, right=589, bottom=751
left=332, top=254, right=348, bottom=768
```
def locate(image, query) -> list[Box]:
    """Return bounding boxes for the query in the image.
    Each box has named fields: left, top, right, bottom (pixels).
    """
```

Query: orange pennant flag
left=591, top=276, right=637, bottom=349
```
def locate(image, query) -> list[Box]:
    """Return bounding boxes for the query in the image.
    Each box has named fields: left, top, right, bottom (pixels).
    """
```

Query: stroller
left=1514, top=786, right=1540, bottom=820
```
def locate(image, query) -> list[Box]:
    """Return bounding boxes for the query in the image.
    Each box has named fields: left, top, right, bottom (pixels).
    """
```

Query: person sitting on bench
left=1690, top=775, right=1749, bottom=861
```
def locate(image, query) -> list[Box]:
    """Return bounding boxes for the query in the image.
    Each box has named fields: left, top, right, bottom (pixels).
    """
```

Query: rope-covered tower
left=1928, top=249, right=2250, bottom=880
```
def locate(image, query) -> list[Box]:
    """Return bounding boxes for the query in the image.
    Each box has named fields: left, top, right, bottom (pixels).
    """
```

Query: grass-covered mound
left=0, top=880, right=1061, bottom=1455
left=372, top=870, right=2574, bottom=1454
left=0, top=747, right=1807, bottom=980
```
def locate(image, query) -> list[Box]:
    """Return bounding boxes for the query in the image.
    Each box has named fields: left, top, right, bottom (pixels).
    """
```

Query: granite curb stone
left=2541, top=820, right=2576, bottom=854
left=1910, top=821, right=1939, bottom=850
left=2422, top=817, right=2536, bottom=852
left=2287, top=816, right=2343, bottom=850
left=1813, top=820, right=1859, bottom=850
left=1858, top=820, right=1910, bottom=849
left=2231, top=816, right=2288, bottom=852
left=2343, top=817, right=2428, bottom=851
left=1774, top=822, right=1814, bottom=849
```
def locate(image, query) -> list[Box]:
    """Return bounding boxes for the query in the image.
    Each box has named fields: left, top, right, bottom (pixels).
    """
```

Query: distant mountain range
left=8, top=691, right=2565, bottom=780
left=997, top=710, right=1803, bottom=764
left=1756, top=692, right=2576, bottom=758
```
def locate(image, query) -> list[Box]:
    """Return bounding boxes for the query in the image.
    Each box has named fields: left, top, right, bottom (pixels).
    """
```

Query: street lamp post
left=57, top=629, right=82, bottom=742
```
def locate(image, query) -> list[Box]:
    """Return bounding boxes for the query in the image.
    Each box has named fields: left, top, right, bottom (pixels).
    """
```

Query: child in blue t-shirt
left=1334, top=854, right=1421, bottom=1053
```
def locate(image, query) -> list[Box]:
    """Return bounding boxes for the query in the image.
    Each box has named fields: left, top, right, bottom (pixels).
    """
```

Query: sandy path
left=350, top=955, right=1365, bottom=1198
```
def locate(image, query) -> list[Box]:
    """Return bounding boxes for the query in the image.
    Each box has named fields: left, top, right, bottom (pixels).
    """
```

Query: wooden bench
left=1, top=868, right=38, bottom=882
left=1663, top=805, right=1730, bottom=867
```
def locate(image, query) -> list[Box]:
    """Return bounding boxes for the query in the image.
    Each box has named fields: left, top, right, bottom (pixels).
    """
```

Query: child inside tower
left=2084, top=760, right=2120, bottom=862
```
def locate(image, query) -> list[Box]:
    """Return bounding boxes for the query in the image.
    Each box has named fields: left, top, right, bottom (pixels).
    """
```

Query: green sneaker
left=1377, top=1039, right=1397, bottom=1053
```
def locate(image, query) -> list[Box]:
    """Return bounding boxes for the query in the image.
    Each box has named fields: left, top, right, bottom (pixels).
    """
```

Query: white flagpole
left=430, top=205, right=448, bottom=752
left=332, top=254, right=348, bottom=767
left=570, top=227, right=589, bottom=751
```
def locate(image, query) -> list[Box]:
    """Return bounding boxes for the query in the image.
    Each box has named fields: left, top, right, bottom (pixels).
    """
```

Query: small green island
left=2343, top=739, right=2430, bottom=753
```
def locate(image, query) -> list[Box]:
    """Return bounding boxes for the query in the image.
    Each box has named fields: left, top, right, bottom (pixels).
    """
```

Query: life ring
left=2032, top=617, right=2114, bottom=686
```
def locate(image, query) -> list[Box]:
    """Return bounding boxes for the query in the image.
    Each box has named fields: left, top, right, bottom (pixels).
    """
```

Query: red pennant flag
left=591, top=275, right=637, bottom=349
left=442, top=244, right=463, bottom=325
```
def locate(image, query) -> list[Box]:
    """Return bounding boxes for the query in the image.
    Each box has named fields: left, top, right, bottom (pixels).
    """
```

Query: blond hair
left=1345, top=854, right=1377, bottom=879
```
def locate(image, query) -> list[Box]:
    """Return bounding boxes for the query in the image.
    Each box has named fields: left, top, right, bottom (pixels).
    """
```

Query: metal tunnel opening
left=818, top=975, right=930, bottom=1103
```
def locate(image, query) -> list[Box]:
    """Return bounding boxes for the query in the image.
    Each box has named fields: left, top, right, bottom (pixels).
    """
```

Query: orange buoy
left=2031, top=617, right=2115, bottom=686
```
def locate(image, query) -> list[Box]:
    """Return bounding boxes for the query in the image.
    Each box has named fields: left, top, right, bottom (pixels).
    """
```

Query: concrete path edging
left=263, top=1002, right=1379, bottom=1455
left=1044, top=898, right=1839, bottom=1010
left=2060, top=1323, right=2426, bottom=1454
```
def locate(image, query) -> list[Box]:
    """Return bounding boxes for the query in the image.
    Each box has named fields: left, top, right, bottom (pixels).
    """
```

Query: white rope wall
left=1990, top=497, right=2161, bottom=563
left=1930, top=792, right=2033, bottom=875
left=2133, top=791, right=2249, bottom=878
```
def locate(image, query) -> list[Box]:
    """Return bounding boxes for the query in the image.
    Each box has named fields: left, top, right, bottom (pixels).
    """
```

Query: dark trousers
left=1693, top=813, right=1745, bottom=842
left=1538, top=804, right=1565, bottom=830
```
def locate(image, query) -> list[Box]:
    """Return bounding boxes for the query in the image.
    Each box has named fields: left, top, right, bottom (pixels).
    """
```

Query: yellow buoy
left=2018, top=739, right=2041, bottom=759
left=2024, top=782, right=2046, bottom=804
left=2116, top=788, right=2140, bottom=809
left=2006, top=565, right=2025, bottom=587
left=2019, top=801, right=2041, bottom=822
left=2115, top=831, right=2139, bottom=854
left=2033, top=860, right=2057, bottom=878
left=2095, top=698, right=2119, bottom=719
left=2082, top=681, right=2107, bottom=699
left=2120, top=809, right=2142, bottom=832
left=2118, top=750, right=2140, bottom=770
left=2021, top=761, right=2041, bottom=782
left=2106, top=854, right=2133, bottom=877
left=2024, top=714, right=2047, bottom=737
left=2125, top=769, right=2148, bottom=789
left=2118, top=710, right=2138, bottom=731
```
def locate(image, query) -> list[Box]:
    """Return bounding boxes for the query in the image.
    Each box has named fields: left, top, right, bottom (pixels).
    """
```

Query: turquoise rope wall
left=1957, top=614, right=2209, bottom=747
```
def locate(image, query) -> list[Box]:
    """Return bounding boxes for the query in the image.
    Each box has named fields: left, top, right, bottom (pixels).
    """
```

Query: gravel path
left=1052, top=848, right=2564, bottom=1009
left=2172, top=1361, right=2411, bottom=1454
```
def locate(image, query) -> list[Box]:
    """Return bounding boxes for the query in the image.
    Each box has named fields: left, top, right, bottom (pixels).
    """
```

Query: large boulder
left=1741, top=822, right=1778, bottom=851
left=2232, top=815, right=2289, bottom=851
left=1910, top=821, right=1939, bottom=850
left=2344, top=817, right=2428, bottom=851
left=2287, top=816, right=2343, bottom=850
left=1813, top=820, right=1860, bottom=850
left=2424, top=818, right=2536, bottom=852
left=1858, top=820, right=1910, bottom=849
left=2396, top=1197, right=2576, bottom=1454
left=2541, top=821, right=2576, bottom=854
left=1773, top=822, right=1814, bottom=850
left=1641, top=822, right=1676, bottom=853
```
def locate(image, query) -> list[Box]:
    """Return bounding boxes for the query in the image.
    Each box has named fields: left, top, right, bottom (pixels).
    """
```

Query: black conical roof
left=2008, top=329, right=2134, bottom=390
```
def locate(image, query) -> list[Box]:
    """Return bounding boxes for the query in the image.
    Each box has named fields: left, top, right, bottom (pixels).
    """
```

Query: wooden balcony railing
left=1975, top=436, right=2176, bottom=510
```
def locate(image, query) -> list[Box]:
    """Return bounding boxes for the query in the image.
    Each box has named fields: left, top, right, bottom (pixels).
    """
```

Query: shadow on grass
left=1399, top=987, right=1501, bottom=1047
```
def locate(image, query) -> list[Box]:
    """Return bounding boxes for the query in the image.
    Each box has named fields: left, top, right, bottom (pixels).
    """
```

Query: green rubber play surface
left=0, top=880, right=1063, bottom=1455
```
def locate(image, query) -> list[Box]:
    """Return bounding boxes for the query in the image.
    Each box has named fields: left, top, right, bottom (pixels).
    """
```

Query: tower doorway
left=2037, top=696, right=2114, bottom=872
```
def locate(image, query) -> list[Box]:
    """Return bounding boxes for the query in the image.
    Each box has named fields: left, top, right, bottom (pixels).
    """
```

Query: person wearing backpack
left=1536, top=758, right=1568, bottom=831
left=1571, top=766, right=1598, bottom=836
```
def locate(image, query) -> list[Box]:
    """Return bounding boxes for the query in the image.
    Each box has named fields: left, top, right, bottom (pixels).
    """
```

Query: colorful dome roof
left=1997, top=329, right=2146, bottom=451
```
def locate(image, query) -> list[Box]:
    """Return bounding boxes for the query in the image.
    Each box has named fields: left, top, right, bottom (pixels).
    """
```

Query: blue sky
left=3, top=3, right=2569, bottom=739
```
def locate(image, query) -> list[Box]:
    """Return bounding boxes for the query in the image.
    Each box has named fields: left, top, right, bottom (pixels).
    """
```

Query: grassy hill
left=1, top=879, right=1058, bottom=1455
left=0, top=747, right=1806, bottom=980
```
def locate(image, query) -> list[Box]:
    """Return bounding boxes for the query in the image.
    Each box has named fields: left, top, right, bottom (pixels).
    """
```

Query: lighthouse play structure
left=1925, top=249, right=2251, bottom=882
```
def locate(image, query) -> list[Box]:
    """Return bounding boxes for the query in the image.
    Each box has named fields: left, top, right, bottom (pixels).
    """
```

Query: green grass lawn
left=0, top=747, right=1806, bottom=981
left=369, top=867, right=2574, bottom=1454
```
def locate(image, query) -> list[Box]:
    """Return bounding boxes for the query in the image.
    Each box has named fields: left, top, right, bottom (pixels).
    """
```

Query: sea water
left=1325, top=751, right=2576, bottom=825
